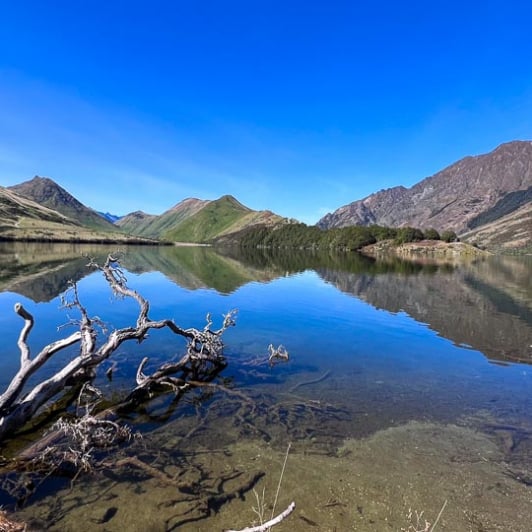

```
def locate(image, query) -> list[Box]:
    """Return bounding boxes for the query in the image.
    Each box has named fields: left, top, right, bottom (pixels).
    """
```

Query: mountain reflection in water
left=0, top=242, right=530, bottom=366
left=315, top=261, right=531, bottom=365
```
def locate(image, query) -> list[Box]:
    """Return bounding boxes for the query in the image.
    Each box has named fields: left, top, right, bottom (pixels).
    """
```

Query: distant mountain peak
left=8, top=176, right=117, bottom=230
left=129, top=210, right=152, bottom=217
left=169, top=198, right=210, bottom=212
left=12, top=176, right=84, bottom=209
left=30, top=175, right=53, bottom=183
left=98, top=211, right=122, bottom=224
left=216, top=194, right=252, bottom=212
left=25, top=175, right=53, bottom=184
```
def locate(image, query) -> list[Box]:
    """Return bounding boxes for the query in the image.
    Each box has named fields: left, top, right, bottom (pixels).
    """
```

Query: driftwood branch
left=15, top=302, right=33, bottom=367
left=268, top=344, right=289, bottom=366
left=0, top=254, right=237, bottom=442
left=225, top=501, right=296, bottom=532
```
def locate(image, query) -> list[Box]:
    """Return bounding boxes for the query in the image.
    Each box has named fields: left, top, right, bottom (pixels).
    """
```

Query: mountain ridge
left=1, top=180, right=159, bottom=244
left=2, top=176, right=286, bottom=244
left=8, top=176, right=117, bottom=231
left=0, top=185, right=75, bottom=225
left=115, top=193, right=284, bottom=243
left=116, top=198, right=211, bottom=238
left=317, top=140, right=532, bottom=252
left=2, top=140, right=531, bottom=251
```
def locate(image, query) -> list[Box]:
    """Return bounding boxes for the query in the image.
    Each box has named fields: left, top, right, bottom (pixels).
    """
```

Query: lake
left=0, top=242, right=531, bottom=531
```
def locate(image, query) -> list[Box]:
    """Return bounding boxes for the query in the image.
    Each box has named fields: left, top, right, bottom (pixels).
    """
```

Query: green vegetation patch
left=227, top=223, right=430, bottom=251
left=164, top=195, right=251, bottom=242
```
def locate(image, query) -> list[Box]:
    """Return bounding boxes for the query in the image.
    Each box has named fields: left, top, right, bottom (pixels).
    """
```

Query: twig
left=225, top=501, right=296, bottom=532
left=430, top=499, right=447, bottom=531
left=271, top=442, right=291, bottom=521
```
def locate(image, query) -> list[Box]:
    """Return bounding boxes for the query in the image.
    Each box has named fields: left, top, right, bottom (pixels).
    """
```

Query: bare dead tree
left=0, top=254, right=236, bottom=443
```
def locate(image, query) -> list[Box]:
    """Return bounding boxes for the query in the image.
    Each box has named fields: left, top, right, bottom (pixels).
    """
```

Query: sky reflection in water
left=0, top=244, right=530, bottom=432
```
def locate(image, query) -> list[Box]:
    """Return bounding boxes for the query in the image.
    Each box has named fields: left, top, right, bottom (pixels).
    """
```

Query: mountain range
left=317, top=140, right=531, bottom=252
left=0, top=177, right=153, bottom=244
left=1, top=176, right=284, bottom=244
left=1, top=140, right=531, bottom=252
left=115, top=195, right=283, bottom=242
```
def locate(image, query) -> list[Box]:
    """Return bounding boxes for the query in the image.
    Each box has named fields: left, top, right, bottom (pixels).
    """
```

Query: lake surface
left=0, top=242, right=531, bottom=531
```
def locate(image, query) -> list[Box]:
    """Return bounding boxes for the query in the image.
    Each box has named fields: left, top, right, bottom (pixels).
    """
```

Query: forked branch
left=0, top=254, right=236, bottom=442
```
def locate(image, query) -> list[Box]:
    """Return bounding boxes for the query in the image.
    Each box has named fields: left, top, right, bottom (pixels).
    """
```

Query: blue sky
left=0, top=1, right=531, bottom=223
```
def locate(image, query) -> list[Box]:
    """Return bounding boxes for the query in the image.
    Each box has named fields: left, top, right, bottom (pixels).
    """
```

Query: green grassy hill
left=118, top=195, right=285, bottom=243
left=163, top=195, right=252, bottom=242
left=117, top=198, right=210, bottom=239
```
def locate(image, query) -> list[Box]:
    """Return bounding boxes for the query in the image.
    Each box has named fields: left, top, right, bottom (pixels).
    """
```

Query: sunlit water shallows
left=0, top=243, right=531, bottom=531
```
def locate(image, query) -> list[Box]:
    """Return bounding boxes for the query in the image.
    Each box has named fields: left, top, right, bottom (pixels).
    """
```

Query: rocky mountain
left=0, top=185, right=76, bottom=227
left=119, top=195, right=284, bottom=243
left=460, top=201, right=532, bottom=253
left=1, top=180, right=158, bottom=244
left=317, top=141, right=532, bottom=247
left=8, top=176, right=117, bottom=231
left=3, top=175, right=284, bottom=244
